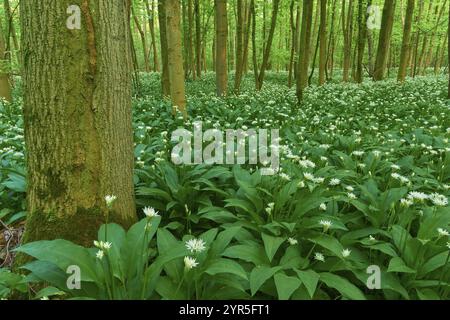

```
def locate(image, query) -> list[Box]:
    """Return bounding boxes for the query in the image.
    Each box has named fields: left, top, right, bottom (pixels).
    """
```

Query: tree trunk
left=448, top=0, right=450, bottom=98
left=188, top=0, right=196, bottom=79
left=146, top=0, right=160, bottom=72
left=373, top=0, right=396, bottom=81
left=234, top=0, right=244, bottom=92
left=3, top=0, right=19, bottom=59
left=215, top=0, right=228, bottom=96
left=296, top=0, right=314, bottom=102
left=356, top=0, right=368, bottom=83
left=158, top=0, right=171, bottom=96
left=20, top=0, right=136, bottom=246
left=256, top=0, right=281, bottom=90
left=319, top=0, right=327, bottom=85
left=0, top=16, right=12, bottom=102
left=166, top=0, right=187, bottom=117
left=342, top=0, right=354, bottom=82
left=132, top=4, right=150, bottom=72
left=194, top=0, right=202, bottom=77
left=398, top=0, right=415, bottom=82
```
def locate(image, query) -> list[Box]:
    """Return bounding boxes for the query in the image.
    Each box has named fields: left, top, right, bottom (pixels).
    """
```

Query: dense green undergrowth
left=1, top=73, right=449, bottom=300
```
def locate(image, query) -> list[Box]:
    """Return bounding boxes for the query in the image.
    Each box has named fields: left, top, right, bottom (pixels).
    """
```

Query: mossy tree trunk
left=373, top=0, right=396, bottom=81
left=21, top=0, right=137, bottom=246
left=356, top=0, right=368, bottom=83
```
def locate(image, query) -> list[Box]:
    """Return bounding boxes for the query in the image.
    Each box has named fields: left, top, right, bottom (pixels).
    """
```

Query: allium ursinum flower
left=391, top=164, right=401, bottom=171
left=319, top=203, right=327, bottom=211
left=287, top=237, right=298, bottom=245
left=184, top=256, right=199, bottom=270
left=408, top=191, right=429, bottom=202
left=96, top=250, right=104, bottom=260
left=265, top=202, right=275, bottom=215
left=40, top=297, right=49, bottom=301
left=313, top=177, right=325, bottom=184
left=329, top=178, right=341, bottom=186
left=400, top=198, right=413, bottom=207
left=94, top=241, right=112, bottom=251
left=345, top=186, right=354, bottom=192
left=297, top=181, right=305, bottom=188
left=352, top=150, right=364, bottom=157
left=185, top=238, right=206, bottom=253
left=369, top=235, right=376, bottom=242
left=105, top=195, right=117, bottom=208
left=280, top=173, right=291, bottom=181
left=143, top=207, right=159, bottom=217
left=437, top=228, right=449, bottom=237
left=341, top=248, right=351, bottom=258
left=429, top=193, right=448, bottom=207
left=299, top=159, right=316, bottom=169
left=347, top=192, right=357, bottom=200
left=314, top=252, right=325, bottom=262
left=319, top=220, right=332, bottom=232
left=303, top=173, right=315, bottom=181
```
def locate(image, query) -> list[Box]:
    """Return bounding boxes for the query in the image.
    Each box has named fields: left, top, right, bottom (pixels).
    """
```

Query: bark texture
left=21, top=0, right=136, bottom=246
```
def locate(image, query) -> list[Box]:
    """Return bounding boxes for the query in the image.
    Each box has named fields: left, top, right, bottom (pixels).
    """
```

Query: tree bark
left=256, top=0, right=281, bottom=90
left=194, top=0, right=202, bottom=77
left=319, top=0, right=328, bottom=85
left=132, top=4, right=150, bottom=72
left=373, top=0, right=396, bottom=81
left=158, top=0, right=171, bottom=96
left=234, top=0, right=244, bottom=92
left=398, top=0, right=415, bottom=82
left=166, top=0, right=187, bottom=117
left=356, top=0, right=368, bottom=83
left=20, top=0, right=136, bottom=246
left=145, top=0, right=160, bottom=72
left=0, top=16, right=12, bottom=102
left=296, top=0, right=314, bottom=102
left=215, top=0, right=228, bottom=96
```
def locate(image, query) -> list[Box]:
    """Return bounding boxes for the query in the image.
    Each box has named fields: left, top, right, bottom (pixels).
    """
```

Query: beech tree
left=20, top=0, right=136, bottom=245
left=398, top=0, right=415, bottom=82
left=374, top=0, right=396, bottom=81
left=165, top=0, right=187, bottom=117
left=215, top=0, right=228, bottom=96
left=0, top=16, right=11, bottom=102
left=296, top=0, right=313, bottom=102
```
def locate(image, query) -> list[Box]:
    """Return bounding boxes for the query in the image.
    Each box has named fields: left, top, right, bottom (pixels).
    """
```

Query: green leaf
left=261, top=233, right=285, bottom=262
left=249, top=265, right=281, bottom=296
left=295, top=269, right=320, bottom=298
left=205, top=258, right=248, bottom=280
left=387, top=257, right=416, bottom=274
left=222, top=244, right=269, bottom=266
left=274, top=272, right=302, bottom=300
left=319, top=273, right=366, bottom=300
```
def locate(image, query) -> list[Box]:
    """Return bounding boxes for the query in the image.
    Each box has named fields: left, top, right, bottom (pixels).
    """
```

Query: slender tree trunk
left=343, top=0, right=354, bottom=82
left=0, top=16, right=12, bottom=102
left=326, top=0, right=338, bottom=80
left=356, top=0, right=368, bottom=83
left=3, top=0, right=19, bottom=59
left=256, top=0, right=281, bottom=90
left=20, top=0, right=136, bottom=246
left=166, top=0, right=187, bottom=117
left=448, top=0, right=450, bottom=98
left=215, top=0, right=228, bottom=96
left=296, top=0, right=314, bottom=102
left=132, top=4, right=150, bottom=72
left=251, top=0, right=259, bottom=88
left=319, top=0, right=328, bottom=85
left=146, top=0, right=160, bottom=72
left=158, top=0, right=171, bottom=96
left=373, top=0, right=396, bottom=81
left=242, top=0, right=252, bottom=77
left=234, top=0, right=244, bottom=92
left=398, top=0, right=415, bottom=82
left=194, top=0, right=202, bottom=77
left=188, top=0, right=196, bottom=79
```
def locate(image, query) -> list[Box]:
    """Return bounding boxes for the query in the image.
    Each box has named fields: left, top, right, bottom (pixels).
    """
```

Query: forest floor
left=1, top=73, right=449, bottom=300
